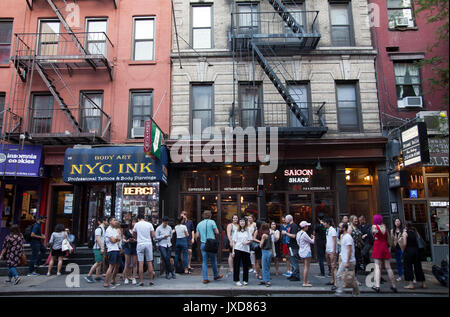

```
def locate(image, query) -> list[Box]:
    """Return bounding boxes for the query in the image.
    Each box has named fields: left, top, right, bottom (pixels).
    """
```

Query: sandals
left=372, top=286, right=380, bottom=293
left=303, top=283, right=313, bottom=287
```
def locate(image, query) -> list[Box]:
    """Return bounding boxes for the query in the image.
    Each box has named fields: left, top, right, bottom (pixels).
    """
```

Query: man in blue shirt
left=195, top=210, right=223, bottom=284
left=28, top=215, right=47, bottom=276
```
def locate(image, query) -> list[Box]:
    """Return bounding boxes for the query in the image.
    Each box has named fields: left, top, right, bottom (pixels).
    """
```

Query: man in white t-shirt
left=104, top=219, right=121, bottom=288
left=336, top=223, right=360, bottom=296
left=324, top=218, right=338, bottom=290
left=133, top=214, right=155, bottom=286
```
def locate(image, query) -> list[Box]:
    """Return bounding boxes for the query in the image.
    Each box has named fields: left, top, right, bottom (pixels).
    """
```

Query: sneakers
left=132, top=278, right=137, bottom=285
left=396, top=277, right=402, bottom=282
left=138, top=282, right=144, bottom=287
left=249, top=269, right=255, bottom=273
left=57, top=272, right=61, bottom=276
left=27, top=272, right=40, bottom=277
left=124, top=278, right=130, bottom=285
left=316, top=274, right=326, bottom=279
left=203, top=280, right=210, bottom=284
left=13, top=277, right=21, bottom=285
left=110, top=283, right=120, bottom=289
left=46, top=272, right=51, bottom=276
left=235, top=281, right=243, bottom=286
left=242, top=282, right=248, bottom=286
left=84, top=276, right=95, bottom=283
left=283, top=271, right=292, bottom=277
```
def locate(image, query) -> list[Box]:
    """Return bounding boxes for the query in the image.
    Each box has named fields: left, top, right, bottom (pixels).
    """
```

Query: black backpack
left=88, top=226, right=103, bottom=249
left=24, top=225, right=33, bottom=243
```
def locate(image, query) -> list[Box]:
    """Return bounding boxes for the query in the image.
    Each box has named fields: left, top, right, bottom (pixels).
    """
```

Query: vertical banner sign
left=144, top=120, right=152, bottom=153
left=151, top=121, right=162, bottom=159
left=401, top=122, right=430, bottom=167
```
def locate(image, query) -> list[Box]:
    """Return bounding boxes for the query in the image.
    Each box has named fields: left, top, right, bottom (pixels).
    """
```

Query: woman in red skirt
left=371, top=214, right=397, bottom=293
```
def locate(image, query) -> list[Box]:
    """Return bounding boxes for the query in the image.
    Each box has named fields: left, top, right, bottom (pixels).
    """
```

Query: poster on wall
left=64, top=194, right=73, bottom=214
left=437, top=208, right=449, bottom=232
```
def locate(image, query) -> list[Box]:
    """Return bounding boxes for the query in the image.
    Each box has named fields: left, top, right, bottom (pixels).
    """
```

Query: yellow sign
left=123, top=186, right=155, bottom=196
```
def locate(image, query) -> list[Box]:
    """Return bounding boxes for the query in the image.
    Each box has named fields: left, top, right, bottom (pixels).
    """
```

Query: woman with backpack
left=0, top=225, right=24, bottom=284
left=400, top=222, right=427, bottom=290
left=47, top=224, right=67, bottom=276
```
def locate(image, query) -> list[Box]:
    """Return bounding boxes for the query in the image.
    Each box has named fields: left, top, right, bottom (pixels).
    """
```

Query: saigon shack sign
left=284, top=169, right=314, bottom=183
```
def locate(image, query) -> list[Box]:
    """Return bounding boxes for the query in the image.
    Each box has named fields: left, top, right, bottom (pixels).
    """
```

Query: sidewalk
left=0, top=263, right=447, bottom=296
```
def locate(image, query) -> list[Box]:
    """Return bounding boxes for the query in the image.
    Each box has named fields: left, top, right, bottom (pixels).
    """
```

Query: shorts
left=51, top=248, right=64, bottom=258
left=93, top=249, right=104, bottom=263
left=137, top=243, right=153, bottom=262
left=187, top=238, right=193, bottom=250
left=326, top=252, right=337, bottom=270
left=301, top=251, right=312, bottom=259
left=255, top=247, right=262, bottom=260
left=124, top=247, right=137, bottom=256
left=108, top=251, right=121, bottom=265
left=282, top=244, right=289, bottom=256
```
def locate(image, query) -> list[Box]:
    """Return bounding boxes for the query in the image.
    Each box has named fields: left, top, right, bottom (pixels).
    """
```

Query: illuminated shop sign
left=284, top=169, right=314, bottom=184
left=430, top=201, right=449, bottom=207
left=401, top=122, right=430, bottom=167
left=123, top=186, right=155, bottom=196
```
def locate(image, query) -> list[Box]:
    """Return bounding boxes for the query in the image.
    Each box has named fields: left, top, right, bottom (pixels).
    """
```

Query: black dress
left=403, top=230, right=425, bottom=282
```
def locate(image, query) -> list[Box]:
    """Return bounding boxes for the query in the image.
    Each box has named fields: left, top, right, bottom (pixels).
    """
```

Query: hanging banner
left=143, top=120, right=163, bottom=159
left=401, top=122, right=430, bottom=167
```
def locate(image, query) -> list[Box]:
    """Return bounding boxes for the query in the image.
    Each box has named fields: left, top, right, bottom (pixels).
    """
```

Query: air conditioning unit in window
left=396, top=17, right=410, bottom=27
left=398, top=96, right=423, bottom=108
left=416, top=111, right=448, bottom=135
left=131, top=127, right=145, bottom=138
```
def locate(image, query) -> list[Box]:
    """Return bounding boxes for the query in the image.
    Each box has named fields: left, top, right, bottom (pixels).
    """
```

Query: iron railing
left=13, top=32, right=114, bottom=66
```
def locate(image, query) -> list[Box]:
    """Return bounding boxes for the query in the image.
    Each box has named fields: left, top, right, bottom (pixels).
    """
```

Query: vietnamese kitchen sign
left=63, top=146, right=168, bottom=184
left=401, top=122, right=430, bottom=167
left=0, top=145, right=43, bottom=177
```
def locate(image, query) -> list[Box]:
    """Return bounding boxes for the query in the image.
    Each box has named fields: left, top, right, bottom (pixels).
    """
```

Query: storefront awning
left=63, top=146, right=168, bottom=185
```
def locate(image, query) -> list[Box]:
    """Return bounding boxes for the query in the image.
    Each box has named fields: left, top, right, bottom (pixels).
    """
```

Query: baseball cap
left=300, top=221, right=311, bottom=228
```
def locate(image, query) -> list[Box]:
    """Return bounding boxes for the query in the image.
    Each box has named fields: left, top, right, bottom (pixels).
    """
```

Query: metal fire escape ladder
left=251, top=41, right=309, bottom=126
left=35, top=63, right=82, bottom=132
left=46, top=0, right=97, bottom=71
left=267, top=0, right=305, bottom=36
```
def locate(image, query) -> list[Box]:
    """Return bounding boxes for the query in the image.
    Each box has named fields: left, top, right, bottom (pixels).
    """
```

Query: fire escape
left=2, top=0, right=115, bottom=145
left=230, top=0, right=327, bottom=137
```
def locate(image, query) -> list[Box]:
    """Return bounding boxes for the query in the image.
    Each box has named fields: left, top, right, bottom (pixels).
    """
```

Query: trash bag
left=432, top=259, right=448, bottom=287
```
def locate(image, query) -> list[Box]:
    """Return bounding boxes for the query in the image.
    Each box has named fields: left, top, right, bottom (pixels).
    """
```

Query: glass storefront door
left=404, top=201, right=432, bottom=260
left=50, top=186, right=74, bottom=233
left=86, top=185, right=112, bottom=244
left=288, top=193, right=312, bottom=225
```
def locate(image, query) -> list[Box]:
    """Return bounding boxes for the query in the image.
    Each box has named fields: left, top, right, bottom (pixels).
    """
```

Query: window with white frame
left=387, top=0, right=415, bottom=29
left=129, top=90, right=153, bottom=137
left=80, top=91, right=103, bottom=134
left=86, top=19, right=107, bottom=56
left=192, top=5, right=212, bottom=49
left=133, top=17, right=155, bottom=61
left=191, top=84, right=214, bottom=134
left=336, top=83, right=361, bottom=132
left=394, top=62, right=422, bottom=101
left=31, top=94, right=54, bottom=134
left=38, top=20, right=60, bottom=56
left=288, top=84, right=310, bottom=127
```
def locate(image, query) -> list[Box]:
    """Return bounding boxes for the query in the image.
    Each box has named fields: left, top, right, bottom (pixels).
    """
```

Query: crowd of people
left=0, top=210, right=428, bottom=294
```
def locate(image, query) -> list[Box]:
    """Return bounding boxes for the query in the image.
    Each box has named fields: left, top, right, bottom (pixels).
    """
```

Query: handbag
left=62, top=238, right=73, bottom=253
left=342, top=268, right=355, bottom=288
left=250, top=241, right=260, bottom=252
left=19, top=253, right=27, bottom=266
left=204, top=220, right=219, bottom=253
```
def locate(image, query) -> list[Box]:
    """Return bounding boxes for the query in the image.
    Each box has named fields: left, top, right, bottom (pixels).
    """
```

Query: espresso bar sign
left=284, top=169, right=314, bottom=184
left=401, top=122, right=430, bottom=167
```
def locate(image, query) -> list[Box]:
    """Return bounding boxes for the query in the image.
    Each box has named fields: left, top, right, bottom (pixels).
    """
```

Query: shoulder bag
left=204, top=220, right=219, bottom=253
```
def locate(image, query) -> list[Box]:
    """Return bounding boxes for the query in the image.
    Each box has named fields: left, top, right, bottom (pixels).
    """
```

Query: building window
left=288, top=84, right=310, bottom=127
left=329, top=2, right=354, bottom=46
left=237, top=3, right=259, bottom=34
left=31, top=94, right=54, bottom=133
left=0, top=21, right=13, bottom=64
left=0, top=93, right=5, bottom=133
left=133, top=17, right=155, bottom=61
left=387, top=0, right=415, bottom=29
left=38, top=20, right=60, bottom=56
left=394, top=62, right=422, bottom=102
left=129, top=90, right=153, bottom=138
left=86, top=19, right=107, bottom=56
left=239, top=84, right=262, bottom=128
left=191, top=84, right=213, bottom=134
left=80, top=91, right=103, bottom=134
left=192, top=5, right=213, bottom=49
left=336, top=83, right=361, bottom=132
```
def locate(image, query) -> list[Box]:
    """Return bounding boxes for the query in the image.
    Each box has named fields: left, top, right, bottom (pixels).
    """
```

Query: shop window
left=266, top=193, right=286, bottom=224
left=115, top=182, right=159, bottom=222
left=241, top=194, right=258, bottom=219
left=402, top=167, right=425, bottom=198
left=394, top=62, right=422, bottom=106
left=80, top=91, right=103, bottom=134
left=221, top=194, right=237, bottom=230
left=336, top=83, right=361, bottom=132
left=86, top=18, right=107, bottom=56
left=289, top=194, right=312, bottom=224
left=404, top=202, right=427, bottom=223
left=425, top=166, right=449, bottom=174
left=0, top=20, right=13, bottom=64
left=202, top=194, right=218, bottom=224
left=348, top=188, right=372, bottom=222
left=220, top=167, right=258, bottom=191
left=191, top=84, right=213, bottom=135
left=427, top=177, right=449, bottom=197
left=387, top=0, right=415, bottom=29
left=132, top=17, right=155, bottom=61
left=191, top=5, right=213, bottom=49
left=329, top=2, right=354, bottom=46
left=264, top=166, right=333, bottom=191
left=181, top=170, right=219, bottom=192
left=430, top=204, right=449, bottom=245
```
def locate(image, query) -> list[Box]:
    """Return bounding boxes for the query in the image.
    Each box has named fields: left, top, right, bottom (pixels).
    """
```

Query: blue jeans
left=289, top=247, right=300, bottom=279
left=29, top=240, right=46, bottom=274
left=8, top=266, right=18, bottom=279
left=158, top=245, right=174, bottom=276
left=262, top=249, right=273, bottom=283
left=395, top=248, right=403, bottom=277
left=200, top=243, right=218, bottom=280
left=175, top=238, right=188, bottom=270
